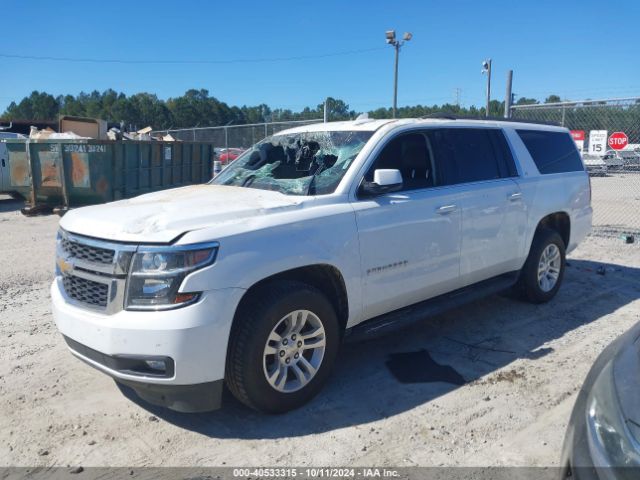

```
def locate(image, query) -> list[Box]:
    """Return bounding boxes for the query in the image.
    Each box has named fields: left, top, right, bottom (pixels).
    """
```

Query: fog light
left=145, top=360, right=166, bottom=372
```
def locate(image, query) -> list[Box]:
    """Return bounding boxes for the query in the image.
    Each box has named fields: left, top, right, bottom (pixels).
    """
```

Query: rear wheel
left=226, top=280, right=340, bottom=413
left=517, top=228, right=566, bottom=304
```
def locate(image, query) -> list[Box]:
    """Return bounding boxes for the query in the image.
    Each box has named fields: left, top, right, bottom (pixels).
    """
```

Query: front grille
left=61, top=238, right=115, bottom=265
left=57, top=230, right=137, bottom=314
left=62, top=275, right=109, bottom=308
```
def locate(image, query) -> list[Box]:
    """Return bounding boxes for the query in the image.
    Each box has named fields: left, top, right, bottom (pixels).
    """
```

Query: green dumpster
left=2, top=140, right=32, bottom=200
left=1, top=139, right=214, bottom=213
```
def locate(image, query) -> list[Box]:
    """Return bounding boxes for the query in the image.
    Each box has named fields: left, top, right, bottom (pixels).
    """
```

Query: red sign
left=608, top=132, right=628, bottom=150
left=571, top=130, right=585, bottom=141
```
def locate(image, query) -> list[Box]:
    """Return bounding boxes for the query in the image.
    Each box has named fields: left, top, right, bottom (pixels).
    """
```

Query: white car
left=582, top=154, right=608, bottom=176
left=52, top=118, right=592, bottom=413
left=602, top=150, right=626, bottom=170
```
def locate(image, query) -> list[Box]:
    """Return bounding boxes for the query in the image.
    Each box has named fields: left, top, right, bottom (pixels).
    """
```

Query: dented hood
left=59, top=184, right=305, bottom=243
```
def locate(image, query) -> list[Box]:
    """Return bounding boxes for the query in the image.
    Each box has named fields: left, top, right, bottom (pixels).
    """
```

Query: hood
left=59, top=184, right=305, bottom=243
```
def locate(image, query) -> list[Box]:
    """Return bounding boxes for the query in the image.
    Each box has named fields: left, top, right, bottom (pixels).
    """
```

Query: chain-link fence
left=153, top=119, right=322, bottom=150
left=511, top=97, right=640, bottom=240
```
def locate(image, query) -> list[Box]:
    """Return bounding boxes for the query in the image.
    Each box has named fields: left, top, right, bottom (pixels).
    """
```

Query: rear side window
left=425, top=128, right=506, bottom=185
left=516, top=130, right=584, bottom=174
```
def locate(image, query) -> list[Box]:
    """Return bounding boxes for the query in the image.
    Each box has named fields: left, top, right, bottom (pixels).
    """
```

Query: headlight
left=125, top=242, right=218, bottom=310
left=586, top=362, right=640, bottom=468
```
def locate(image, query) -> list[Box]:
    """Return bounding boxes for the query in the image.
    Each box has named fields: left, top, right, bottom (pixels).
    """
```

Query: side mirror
left=360, top=169, right=403, bottom=196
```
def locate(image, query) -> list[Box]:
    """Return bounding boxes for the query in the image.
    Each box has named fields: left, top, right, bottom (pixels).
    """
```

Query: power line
left=0, top=47, right=387, bottom=65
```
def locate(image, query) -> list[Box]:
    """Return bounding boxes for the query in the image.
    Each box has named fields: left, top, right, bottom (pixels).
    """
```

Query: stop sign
left=608, top=132, right=628, bottom=150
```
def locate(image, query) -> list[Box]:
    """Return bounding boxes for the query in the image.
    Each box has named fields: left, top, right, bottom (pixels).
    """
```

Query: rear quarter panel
left=503, top=127, right=592, bottom=258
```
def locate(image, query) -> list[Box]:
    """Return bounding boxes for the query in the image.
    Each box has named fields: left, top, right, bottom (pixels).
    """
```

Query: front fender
left=179, top=210, right=364, bottom=325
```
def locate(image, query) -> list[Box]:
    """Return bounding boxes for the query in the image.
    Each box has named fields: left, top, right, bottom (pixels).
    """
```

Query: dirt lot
left=590, top=172, right=640, bottom=236
left=1, top=190, right=639, bottom=468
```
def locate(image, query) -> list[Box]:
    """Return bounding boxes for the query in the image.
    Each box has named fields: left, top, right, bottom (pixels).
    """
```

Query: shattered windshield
left=211, top=131, right=373, bottom=195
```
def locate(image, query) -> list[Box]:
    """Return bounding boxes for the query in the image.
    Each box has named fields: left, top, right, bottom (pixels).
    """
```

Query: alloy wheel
left=538, top=244, right=561, bottom=292
left=262, top=310, right=326, bottom=393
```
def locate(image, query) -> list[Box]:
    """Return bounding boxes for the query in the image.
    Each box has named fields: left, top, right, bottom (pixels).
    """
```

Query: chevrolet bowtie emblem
left=57, top=256, right=73, bottom=275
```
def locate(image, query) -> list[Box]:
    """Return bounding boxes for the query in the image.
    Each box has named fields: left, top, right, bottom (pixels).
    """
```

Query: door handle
left=436, top=204, right=457, bottom=215
left=509, top=192, right=523, bottom=201
left=1, top=158, right=5, bottom=167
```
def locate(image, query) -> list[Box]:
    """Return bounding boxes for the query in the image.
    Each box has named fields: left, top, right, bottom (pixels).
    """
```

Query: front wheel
left=226, top=281, right=340, bottom=413
left=517, top=228, right=566, bottom=304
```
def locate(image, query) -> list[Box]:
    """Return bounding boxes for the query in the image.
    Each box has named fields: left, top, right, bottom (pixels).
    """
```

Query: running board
left=345, top=271, right=519, bottom=342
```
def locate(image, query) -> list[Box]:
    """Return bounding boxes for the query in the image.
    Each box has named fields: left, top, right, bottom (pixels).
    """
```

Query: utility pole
left=386, top=30, right=413, bottom=118
left=454, top=88, right=462, bottom=107
left=504, top=70, right=513, bottom=118
left=393, top=45, right=399, bottom=118
left=323, top=98, right=329, bottom=123
left=481, top=58, right=492, bottom=117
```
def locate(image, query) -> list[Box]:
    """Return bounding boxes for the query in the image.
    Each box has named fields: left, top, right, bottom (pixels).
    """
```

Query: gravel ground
left=0, top=190, right=639, bottom=468
left=590, top=172, right=640, bottom=236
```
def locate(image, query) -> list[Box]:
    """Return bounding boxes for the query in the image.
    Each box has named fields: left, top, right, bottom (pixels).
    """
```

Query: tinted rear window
left=516, top=130, right=584, bottom=174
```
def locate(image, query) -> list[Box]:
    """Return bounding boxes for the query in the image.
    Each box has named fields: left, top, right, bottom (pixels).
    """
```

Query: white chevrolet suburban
left=52, top=118, right=592, bottom=413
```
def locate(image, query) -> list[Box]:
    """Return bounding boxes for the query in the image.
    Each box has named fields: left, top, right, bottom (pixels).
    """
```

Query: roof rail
left=483, top=116, right=561, bottom=127
left=419, top=113, right=560, bottom=127
left=419, top=112, right=458, bottom=120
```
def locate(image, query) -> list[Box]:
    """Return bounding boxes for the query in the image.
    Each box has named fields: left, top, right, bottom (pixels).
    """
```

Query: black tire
left=225, top=280, right=340, bottom=413
left=517, top=228, right=566, bottom=304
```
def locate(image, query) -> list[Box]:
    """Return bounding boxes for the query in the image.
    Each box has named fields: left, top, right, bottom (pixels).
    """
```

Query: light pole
left=323, top=97, right=329, bottom=123
left=481, top=58, right=492, bottom=117
left=386, top=30, right=412, bottom=118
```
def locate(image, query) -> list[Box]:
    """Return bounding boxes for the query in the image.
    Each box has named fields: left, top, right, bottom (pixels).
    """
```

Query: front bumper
left=51, top=277, right=245, bottom=412
left=115, top=377, right=224, bottom=413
